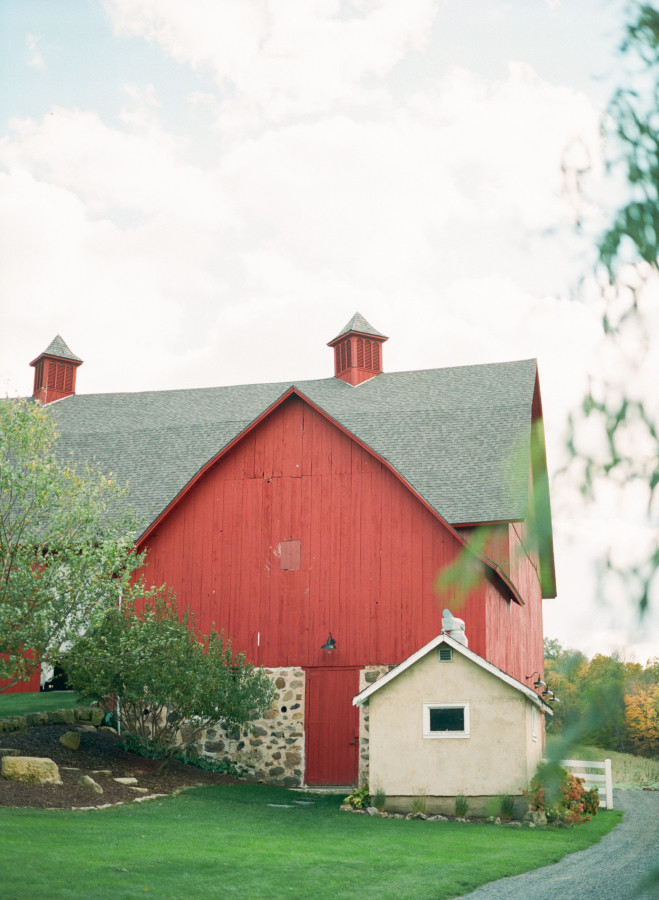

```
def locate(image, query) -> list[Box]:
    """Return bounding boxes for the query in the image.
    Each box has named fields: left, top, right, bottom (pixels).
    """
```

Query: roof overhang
left=352, top=632, right=553, bottom=714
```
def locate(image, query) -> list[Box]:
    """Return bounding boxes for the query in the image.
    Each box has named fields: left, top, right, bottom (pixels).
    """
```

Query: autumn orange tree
left=625, top=684, right=659, bottom=757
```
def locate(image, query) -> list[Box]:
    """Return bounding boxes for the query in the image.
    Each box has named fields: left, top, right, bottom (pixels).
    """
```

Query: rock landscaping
left=0, top=717, right=241, bottom=809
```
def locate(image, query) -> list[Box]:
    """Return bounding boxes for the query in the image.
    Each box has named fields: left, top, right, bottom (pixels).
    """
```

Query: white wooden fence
left=560, top=758, right=613, bottom=809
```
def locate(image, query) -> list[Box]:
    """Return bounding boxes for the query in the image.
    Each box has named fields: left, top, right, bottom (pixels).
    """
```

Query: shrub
left=373, top=785, right=387, bottom=812
left=454, top=794, right=469, bottom=817
left=63, top=595, right=275, bottom=772
left=524, top=761, right=598, bottom=826
left=344, top=783, right=370, bottom=809
left=498, top=794, right=515, bottom=821
left=411, top=791, right=428, bottom=815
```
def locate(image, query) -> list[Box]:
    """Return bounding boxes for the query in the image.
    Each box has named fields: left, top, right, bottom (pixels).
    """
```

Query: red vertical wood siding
left=137, top=395, right=536, bottom=674
left=0, top=666, right=40, bottom=694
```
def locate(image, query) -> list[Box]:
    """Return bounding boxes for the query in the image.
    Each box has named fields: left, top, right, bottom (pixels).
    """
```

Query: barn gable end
left=137, top=390, right=524, bottom=671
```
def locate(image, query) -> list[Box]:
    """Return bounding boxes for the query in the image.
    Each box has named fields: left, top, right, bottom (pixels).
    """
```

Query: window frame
left=423, top=702, right=470, bottom=739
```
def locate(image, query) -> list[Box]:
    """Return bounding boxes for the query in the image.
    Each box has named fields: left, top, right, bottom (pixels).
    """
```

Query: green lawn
left=0, top=783, right=622, bottom=900
left=0, top=690, right=82, bottom=718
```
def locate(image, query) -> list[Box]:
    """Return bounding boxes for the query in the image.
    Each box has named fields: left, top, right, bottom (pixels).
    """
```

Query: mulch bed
left=0, top=724, right=238, bottom=809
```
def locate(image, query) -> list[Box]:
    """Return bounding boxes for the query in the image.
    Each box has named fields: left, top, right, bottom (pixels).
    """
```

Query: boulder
left=113, top=776, right=138, bottom=785
left=2, top=756, right=62, bottom=785
left=78, top=775, right=103, bottom=794
left=523, top=809, right=547, bottom=827
left=59, top=731, right=81, bottom=750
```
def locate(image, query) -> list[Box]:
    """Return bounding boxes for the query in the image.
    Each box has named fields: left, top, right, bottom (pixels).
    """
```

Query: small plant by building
left=454, top=794, right=469, bottom=818
left=344, top=783, right=371, bottom=809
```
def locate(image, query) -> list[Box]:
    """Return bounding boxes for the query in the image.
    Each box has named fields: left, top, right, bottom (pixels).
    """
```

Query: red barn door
left=305, top=668, right=359, bottom=786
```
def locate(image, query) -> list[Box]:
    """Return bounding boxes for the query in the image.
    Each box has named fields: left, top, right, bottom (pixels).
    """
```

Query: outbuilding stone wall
left=358, top=665, right=391, bottom=787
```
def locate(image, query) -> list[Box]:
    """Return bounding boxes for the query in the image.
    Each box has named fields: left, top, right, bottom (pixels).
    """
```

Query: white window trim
left=423, top=702, right=470, bottom=739
left=532, top=705, right=538, bottom=742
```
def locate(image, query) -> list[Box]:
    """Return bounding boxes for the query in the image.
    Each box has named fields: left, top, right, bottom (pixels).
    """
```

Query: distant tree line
left=543, top=638, right=659, bottom=757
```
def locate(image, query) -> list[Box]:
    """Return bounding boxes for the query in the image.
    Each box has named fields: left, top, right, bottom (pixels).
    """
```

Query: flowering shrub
left=524, top=762, right=599, bottom=826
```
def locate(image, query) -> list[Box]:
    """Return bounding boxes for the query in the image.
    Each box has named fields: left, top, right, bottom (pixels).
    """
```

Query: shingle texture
left=38, top=335, right=83, bottom=363
left=44, top=358, right=538, bottom=538
left=330, top=312, right=387, bottom=341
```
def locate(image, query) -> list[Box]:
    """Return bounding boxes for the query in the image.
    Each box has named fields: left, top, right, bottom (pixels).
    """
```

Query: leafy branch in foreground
left=0, top=398, right=144, bottom=690
left=63, top=595, right=275, bottom=773
left=566, top=1, right=659, bottom=617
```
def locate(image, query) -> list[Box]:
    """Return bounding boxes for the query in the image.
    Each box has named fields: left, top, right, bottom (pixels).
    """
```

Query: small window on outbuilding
left=279, top=540, right=301, bottom=571
left=423, top=702, right=470, bottom=738
left=438, top=646, right=453, bottom=662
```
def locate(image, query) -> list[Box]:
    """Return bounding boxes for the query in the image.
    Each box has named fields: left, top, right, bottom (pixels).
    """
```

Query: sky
left=1, top=0, right=657, bottom=664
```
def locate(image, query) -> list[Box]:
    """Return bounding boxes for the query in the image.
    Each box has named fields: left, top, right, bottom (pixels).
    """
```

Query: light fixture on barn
left=321, top=632, right=336, bottom=652
left=525, top=671, right=546, bottom=690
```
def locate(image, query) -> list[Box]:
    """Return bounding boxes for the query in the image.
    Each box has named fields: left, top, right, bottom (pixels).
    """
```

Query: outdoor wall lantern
left=526, top=671, right=547, bottom=690
left=321, top=632, right=336, bottom=652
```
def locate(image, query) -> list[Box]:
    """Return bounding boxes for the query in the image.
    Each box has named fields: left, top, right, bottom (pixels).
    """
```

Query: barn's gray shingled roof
left=44, top=358, right=539, bottom=542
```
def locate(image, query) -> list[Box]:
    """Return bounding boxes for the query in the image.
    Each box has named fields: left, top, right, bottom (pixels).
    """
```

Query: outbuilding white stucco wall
left=367, top=647, right=544, bottom=803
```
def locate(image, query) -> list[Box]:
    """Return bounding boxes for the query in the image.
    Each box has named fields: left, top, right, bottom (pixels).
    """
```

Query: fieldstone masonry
left=358, top=665, right=391, bottom=786
left=188, top=666, right=306, bottom=787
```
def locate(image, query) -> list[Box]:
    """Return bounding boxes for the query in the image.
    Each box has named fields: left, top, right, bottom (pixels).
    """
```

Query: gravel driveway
left=453, top=790, right=659, bottom=900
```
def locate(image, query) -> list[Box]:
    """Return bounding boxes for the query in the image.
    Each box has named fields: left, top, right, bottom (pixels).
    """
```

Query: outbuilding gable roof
left=352, top=632, right=553, bottom=714
left=43, top=357, right=554, bottom=592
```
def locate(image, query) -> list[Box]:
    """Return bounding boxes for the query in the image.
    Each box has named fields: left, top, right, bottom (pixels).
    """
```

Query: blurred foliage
left=567, top=1, right=659, bottom=617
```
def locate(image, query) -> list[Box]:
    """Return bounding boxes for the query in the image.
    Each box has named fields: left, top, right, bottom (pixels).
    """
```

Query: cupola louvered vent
left=30, top=335, right=83, bottom=405
left=328, top=313, right=388, bottom=385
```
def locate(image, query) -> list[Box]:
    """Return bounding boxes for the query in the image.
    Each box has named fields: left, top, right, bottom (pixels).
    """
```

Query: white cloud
left=25, top=33, right=45, bottom=70
left=104, top=0, right=437, bottom=128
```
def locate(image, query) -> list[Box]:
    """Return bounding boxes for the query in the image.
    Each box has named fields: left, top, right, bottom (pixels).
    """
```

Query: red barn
left=29, top=315, right=556, bottom=787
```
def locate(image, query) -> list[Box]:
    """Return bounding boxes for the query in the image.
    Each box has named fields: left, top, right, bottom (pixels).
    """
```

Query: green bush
left=344, top=783, right=370, bottom=809
left=63, top=595, right=275, bottom=772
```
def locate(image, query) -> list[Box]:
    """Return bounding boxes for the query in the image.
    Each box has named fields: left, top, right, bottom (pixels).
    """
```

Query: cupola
left=328, top=313, right=388, bottom=385
left=30, top=335, right=83, bottom=405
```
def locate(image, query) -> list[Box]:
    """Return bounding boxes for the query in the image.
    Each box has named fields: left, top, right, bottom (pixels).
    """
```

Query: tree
left=0, top=398, right=145, bottom=690
left=625, top=683, right=659, bottom=756
left=63, top=595, right=275, bottom=772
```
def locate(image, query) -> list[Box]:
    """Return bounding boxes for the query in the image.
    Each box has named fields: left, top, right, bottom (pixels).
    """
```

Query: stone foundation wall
left=189, top=666, right=306, bottom=787
left=358, top=665, right=391, bottom=787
